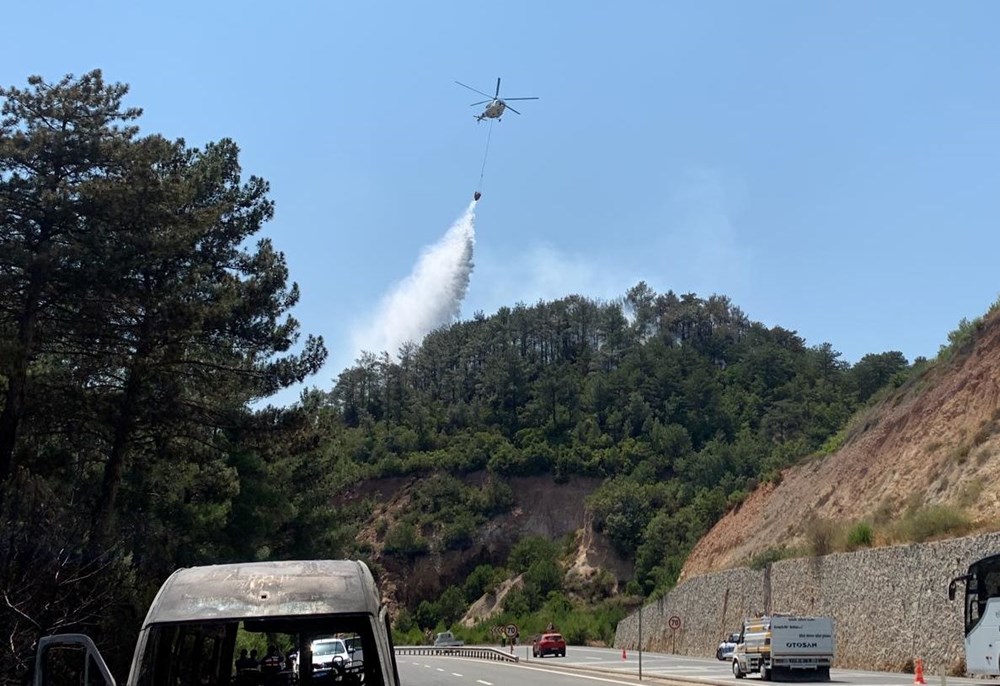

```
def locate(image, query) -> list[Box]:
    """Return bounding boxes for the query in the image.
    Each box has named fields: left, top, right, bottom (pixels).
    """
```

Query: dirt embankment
left=343, top=472, right=633, bottom=610
left=681, top=310, right=1000, bottom=580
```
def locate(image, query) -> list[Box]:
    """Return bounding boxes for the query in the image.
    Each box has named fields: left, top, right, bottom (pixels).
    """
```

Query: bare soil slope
left=343, top=472, right=633, bottom=609
left=681, top=310, right=1000, bottom=580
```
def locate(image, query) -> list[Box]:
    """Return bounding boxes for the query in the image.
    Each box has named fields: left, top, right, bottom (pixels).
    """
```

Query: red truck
left=532, top=633, right=567, bottom=658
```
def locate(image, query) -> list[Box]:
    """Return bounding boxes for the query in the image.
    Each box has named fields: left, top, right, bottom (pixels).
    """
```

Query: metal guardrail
left=394, top=646, right=519, bottom=663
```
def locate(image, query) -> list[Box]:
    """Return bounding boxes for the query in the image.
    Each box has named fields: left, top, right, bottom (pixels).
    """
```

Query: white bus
left=949, top=553, right=1000, bottom=676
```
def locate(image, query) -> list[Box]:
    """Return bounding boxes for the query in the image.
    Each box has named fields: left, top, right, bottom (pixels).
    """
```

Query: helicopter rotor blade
left=455, top=81, right=495, bottom=99
left=503, top=97, right=539, bottom=101
left=469, top=100, right=491, bottom=106
left=504, top=104, right=522, bottom=115
left=495, top=77, right=501, bottom=99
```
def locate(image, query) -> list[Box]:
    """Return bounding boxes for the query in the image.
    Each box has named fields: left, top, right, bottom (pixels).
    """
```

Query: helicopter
left=455, top=77, right=538, bottom=122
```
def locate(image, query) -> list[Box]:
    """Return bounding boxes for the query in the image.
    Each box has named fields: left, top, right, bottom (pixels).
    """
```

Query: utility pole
left=638, top=601, right=643, bottom=680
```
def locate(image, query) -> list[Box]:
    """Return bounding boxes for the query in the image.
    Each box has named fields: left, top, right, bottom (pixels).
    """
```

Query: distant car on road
left=433, top=631, right=464, bottom=647
left=717, top=632, right=740, bottom=661
left=532, top=633, right=566, bottom=658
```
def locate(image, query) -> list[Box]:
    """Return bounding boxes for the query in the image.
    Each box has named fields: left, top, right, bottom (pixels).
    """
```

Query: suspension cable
left=478, top=120, right=494, bottom=193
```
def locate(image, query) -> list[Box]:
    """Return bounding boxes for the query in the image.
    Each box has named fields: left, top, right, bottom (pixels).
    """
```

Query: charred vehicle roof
left=142, top=559, right=382, bottom=626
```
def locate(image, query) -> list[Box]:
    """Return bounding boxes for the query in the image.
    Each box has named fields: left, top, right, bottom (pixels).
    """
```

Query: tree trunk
left=0, top=270, right=45, bottom=486
left=89, top=369, right=141, bottom=550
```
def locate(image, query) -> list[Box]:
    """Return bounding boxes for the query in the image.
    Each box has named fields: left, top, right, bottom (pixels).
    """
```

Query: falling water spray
left=353, top=201, right=477, bottom=357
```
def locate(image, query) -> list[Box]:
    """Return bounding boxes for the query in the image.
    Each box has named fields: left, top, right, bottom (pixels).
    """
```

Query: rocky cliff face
left=682, top=310, right=1000, bottom=580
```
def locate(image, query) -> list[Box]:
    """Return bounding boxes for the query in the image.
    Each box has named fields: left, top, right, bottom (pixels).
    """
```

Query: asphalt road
left=396, top=646, right=996, bottom=686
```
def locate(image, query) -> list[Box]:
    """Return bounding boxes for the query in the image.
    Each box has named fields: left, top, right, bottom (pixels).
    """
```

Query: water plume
left=353, top=201, right=477, bottom=358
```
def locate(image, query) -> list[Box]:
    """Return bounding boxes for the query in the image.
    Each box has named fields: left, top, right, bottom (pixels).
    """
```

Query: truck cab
left=34, top=560, right=400, bottom=686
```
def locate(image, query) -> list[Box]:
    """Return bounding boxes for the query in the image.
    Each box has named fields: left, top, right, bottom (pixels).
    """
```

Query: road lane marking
left=508, top=663, right=669, bottom=685
left=451, top=673, right=463, bottom=677
left=585, top=657, right=604, bottom=661
left=437, top=668, right=445, bottom=672
left=431, top=655, right=725, bottom=686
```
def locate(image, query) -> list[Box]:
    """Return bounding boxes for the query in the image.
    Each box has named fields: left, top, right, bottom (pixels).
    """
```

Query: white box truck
left=732, top=614, right=835, bottom=681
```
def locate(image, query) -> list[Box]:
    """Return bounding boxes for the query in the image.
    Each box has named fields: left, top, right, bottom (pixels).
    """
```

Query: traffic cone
left=914, top=658, right=926, bottom=685
left=622, top=647, right=627, bottom=660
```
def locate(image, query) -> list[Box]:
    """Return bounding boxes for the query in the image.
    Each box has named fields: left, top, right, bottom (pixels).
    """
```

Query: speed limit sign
left=668, top=615, right=681, bottom=630
left=505, top=623, right=518, bottom=637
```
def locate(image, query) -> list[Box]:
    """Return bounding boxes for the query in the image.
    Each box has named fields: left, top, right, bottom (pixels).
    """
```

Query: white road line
left=451, top=673, right=463, bottom=677
left=585, top=657, right=604, bottom=661
left=476, top=681, right=493, bottom=685
left=436, top=667, right=445, bottom=672
left=510, top=663, right=670, bottom=685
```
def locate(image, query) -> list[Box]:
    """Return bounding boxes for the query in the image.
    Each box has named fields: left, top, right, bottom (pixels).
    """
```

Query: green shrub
left=383, top=522, right=429, bottom=559
left=502, top=588, right=530, bottom=616
left=892, top=505, right=971, bottom=543
left=749, top=546, right=789, bottom=570
left=938, top=316, right=982, bottom=361
left=464, top=564, right=505, bottom=603
left=441, top=513, right=476, bottom=551
left=394, top=608, right=415, bottom=632
left=415, top=599, right=439, bottom=629
left=805, top=517, right=840, bottom=557
left=846, top=521, right=873, bottom=549
left=725, top=489, right=748, bottom=511
left=437, top=586, right=467, bottom=626
left=819, top=429, right=847, bottom=456
left=560, top=613, right=599, bottom=645
left=392, top=626, right=426, bottom=646
left=472, top=478, right=515, bottom=516
left=508, top=536, right=558, bottom=574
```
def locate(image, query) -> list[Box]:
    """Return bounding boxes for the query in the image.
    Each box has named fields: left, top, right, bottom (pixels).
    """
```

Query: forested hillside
left=1, top=71, right=912, bottom=682
left=323, top=285, right=910, bottom=598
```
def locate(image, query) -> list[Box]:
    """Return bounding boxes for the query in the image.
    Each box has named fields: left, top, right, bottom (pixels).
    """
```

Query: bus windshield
left=962, top=554, right=1000, bottom=635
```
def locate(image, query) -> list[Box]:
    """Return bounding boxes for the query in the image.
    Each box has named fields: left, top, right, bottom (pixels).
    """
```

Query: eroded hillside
left=681, top=311, right=1000, bottom=579
left=337, top=472, right=633, bottom=609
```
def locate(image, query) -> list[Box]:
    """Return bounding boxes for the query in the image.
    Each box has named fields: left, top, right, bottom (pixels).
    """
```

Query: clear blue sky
left=5, top=2, right=1000, bottom=405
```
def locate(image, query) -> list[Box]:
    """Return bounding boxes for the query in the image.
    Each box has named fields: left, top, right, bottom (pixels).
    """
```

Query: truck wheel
left=733, top=661, right=745, bottom=679
left=818, top=667, right=830, bottom=681
left=760, top=665, right=771, bottom=681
